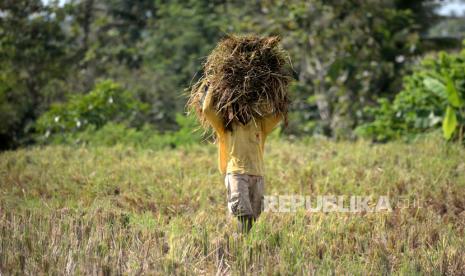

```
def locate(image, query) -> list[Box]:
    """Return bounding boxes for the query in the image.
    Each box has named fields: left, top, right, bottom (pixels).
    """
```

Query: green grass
left=1, top=133, right=464, bottom=274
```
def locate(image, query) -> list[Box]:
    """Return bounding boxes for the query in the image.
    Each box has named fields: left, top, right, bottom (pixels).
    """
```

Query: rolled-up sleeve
left=201, top=84, right=224, bottom=135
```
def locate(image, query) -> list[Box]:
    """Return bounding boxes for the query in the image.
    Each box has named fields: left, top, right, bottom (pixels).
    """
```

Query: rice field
left=0, top=134, right=464, bottom=274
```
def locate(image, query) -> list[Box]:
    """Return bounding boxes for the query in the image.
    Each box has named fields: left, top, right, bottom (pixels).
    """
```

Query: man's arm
left=201, top=84, right=225, bottom=135
left=262, top=113, right=282, bottom=135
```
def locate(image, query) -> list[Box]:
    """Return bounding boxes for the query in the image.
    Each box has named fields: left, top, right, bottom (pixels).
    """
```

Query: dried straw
left=187, top=34, right=292, bottom=131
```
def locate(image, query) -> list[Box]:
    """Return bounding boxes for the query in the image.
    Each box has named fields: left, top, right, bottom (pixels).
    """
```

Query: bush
left=36, top=80, right=148, bottom=140
left=356, top=43, right=465, bottom=142
left=46, top=114, right=202, bottom=150
left=36, top=79, right=204, bottom=149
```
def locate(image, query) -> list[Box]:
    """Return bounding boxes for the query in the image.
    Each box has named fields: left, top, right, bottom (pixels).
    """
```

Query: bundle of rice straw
left=187, top=34, right=292, bottom=131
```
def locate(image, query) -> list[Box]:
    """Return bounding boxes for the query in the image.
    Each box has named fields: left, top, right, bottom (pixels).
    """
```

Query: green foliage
left=144, top=0, right=228, bottom=86
left=0, top=0, right=71, bottom=148
left=43, top=113, right=202, bottom=150
left=134, top=0, right=230, bottom=128
left=0, top=0, right=455, bottom=148
left=36, top=80, right=148, bottom=139
left=237, top=0, right=422, bottom=137
left=443, top=106, right=457, bottom=139
left=357, top=45, right=465, bottom=141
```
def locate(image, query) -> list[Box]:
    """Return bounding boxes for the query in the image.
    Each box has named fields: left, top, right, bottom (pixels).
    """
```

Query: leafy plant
left=356, top=44, right=465, bottom=142
left=42, top=113, right=202, bottom=149
left=36, top=80, right=148, bottom=140
left=423, top=72, right=465, bottom=140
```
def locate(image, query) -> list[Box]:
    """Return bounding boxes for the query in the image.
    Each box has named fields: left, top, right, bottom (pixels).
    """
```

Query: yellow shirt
left=201, top=86, right=281, bottom=176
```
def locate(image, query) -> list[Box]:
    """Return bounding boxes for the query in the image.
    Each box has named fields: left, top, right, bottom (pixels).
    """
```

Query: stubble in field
left=0, top=134, right=464, bottom=274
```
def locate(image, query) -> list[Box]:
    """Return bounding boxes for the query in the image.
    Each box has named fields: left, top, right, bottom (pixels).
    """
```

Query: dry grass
left=187, top=34, right=292, bottom=131
left=0, top=133, right=464, bottom=274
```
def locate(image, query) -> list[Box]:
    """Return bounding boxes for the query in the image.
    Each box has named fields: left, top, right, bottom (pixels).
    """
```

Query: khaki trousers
left=224, top=173, right=264, bottom=219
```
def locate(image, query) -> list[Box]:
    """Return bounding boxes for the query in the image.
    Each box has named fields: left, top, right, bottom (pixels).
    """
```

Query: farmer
left=200, top=82, right=282, bottom=232
left=189, top=35, right=291, bottom=233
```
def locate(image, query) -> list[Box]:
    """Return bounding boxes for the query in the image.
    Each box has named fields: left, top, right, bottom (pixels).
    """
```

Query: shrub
left=46, top=114, right=202, bottom=150
left=356, top=44, right=465, bottom=142
left=36, top=79, right=204, bottom=149
left=36, top=80, right=148, bottom=139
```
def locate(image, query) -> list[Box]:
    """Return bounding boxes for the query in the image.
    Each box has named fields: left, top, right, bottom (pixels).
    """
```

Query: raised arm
left=201, top=84, right=225, bottom=135
left=261, top=113, right=282, bottom=135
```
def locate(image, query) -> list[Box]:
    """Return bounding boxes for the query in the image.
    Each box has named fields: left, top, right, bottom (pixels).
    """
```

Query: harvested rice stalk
left=187, top=34, right=292, bottom=131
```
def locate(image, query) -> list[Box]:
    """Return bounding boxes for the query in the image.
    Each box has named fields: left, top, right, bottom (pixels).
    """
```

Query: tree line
left=1, top=0, right=460, bottom=149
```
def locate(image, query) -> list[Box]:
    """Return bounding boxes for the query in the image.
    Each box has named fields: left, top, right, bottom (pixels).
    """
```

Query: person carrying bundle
left=188, top=34, right=292, bottom=233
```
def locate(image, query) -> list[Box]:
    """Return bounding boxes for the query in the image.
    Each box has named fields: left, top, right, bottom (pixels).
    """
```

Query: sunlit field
left=1, top=134, right=464, bottom=274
